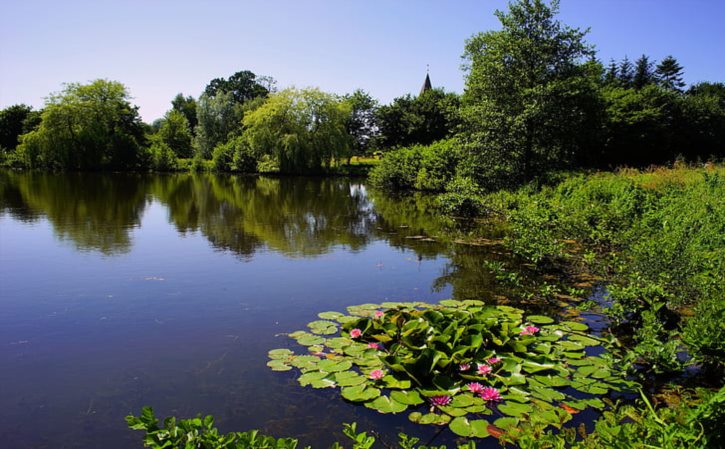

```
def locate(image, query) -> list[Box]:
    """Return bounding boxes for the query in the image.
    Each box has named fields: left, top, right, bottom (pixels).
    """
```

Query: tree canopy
left=17, top=79, right=146, bottom=170
left=243, top=88, right=352, bottom=173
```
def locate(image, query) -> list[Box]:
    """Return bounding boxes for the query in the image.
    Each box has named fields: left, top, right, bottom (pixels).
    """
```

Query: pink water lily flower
left=477, top=364, right=492, bottom=375
left=479, top=387, right=502, bottom=402
left=429, top=395, right=452, bottom=406
left=374, top=310, right=384, bottom=319
left=349, top=328, right=362, bottom=338
left=367, top=342, right=381, bottom=350
left=459, top=363, right=471, bottom=372
left=486, top=357, right=502, bottom=365
left=520, top=325, right=540, bottom=336
left=467, top=382, right=485, bottom=394
left=369, top=369, right=385, bottom=380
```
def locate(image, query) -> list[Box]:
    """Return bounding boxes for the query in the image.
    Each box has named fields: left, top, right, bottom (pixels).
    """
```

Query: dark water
left=0, top=172, right=530, bottom=449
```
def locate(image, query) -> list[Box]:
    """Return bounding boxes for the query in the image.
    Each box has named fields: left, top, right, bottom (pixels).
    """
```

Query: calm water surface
left=0, top=172, right=526, bottom=449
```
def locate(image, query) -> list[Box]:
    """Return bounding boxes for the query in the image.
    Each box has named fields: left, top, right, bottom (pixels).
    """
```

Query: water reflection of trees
left=0, top=172, right=147, bottom=254
left=1, top=172, right=512, bottom=301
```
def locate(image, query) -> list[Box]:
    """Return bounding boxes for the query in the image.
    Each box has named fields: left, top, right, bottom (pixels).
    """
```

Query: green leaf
left=449, top=417, right=490, bottom=438
left=267, top=348, right=293, bottom=359
left=365, top=395, right=408, bottom=414
left=318, top=311, right=345, bottom=320
left=341, top=385, right=381, bottom=402
left=266, top=360, right=292, bottom=371
left=527, top=315, right=555, bottom=324
left=391, top=390, right=425, bottom=405
left=498, top=402, right=532, bottom=417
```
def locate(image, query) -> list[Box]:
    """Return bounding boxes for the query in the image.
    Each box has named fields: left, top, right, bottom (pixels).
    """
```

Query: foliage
left=344, top=89, right=379, bottom=158
left=194, top=91, right=244, bottom=159
left=473, top=167, right=725, bottom=376
left=157, top=109, right=193, bottom=158
left=460, top=0, right=600, bottom=186
left=204, top=70, right=274, bottom=104
left=149, top=140, right=178, bottom=171
left=0, top=104, right=41, bottom=152
left=368, top=139, right=460, bottom=191
left=211, top=135, right=257, bottom=173
left=436, top=176, right=486, bottom=218
left=243, top=87, right=352, bottom=173
left=268, top=300, right=633, bottom=439
left=375, top=89, right=460, bottom=149
left=171, top=93, right=198, bottom=135
left=17, top=79, right=147, bottom=170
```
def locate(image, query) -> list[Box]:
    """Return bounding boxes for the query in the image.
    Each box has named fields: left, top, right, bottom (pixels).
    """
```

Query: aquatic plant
left=268, top=300, right=635, bottom=438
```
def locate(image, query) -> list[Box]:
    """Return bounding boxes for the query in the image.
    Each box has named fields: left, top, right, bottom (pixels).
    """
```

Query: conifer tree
left=618, top=56, right=634, bottom=87
left=633, top=54, right=655, bottom=89
left=656, top=55, right=685, bottom=91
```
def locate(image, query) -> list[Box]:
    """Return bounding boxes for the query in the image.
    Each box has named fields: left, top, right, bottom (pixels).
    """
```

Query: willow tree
left=243, top=88, right=352, bottom=173
left=460, top=0, right=600, bottom=187
left=18, top=80, right=146, bottom=170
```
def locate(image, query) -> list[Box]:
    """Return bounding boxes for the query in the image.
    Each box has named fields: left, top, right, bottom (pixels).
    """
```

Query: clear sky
left=1, top=0, right=723, bottom=122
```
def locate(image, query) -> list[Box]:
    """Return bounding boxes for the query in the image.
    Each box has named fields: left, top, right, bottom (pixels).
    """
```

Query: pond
left=0, top=172, right=581, bottom=449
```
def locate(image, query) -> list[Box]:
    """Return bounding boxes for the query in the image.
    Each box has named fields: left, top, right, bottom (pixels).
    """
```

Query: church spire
left=420, top=65, right=432, bottom=95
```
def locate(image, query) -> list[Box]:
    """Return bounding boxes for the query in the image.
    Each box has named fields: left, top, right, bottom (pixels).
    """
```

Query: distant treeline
left=1, top=0, right=723, bottom=180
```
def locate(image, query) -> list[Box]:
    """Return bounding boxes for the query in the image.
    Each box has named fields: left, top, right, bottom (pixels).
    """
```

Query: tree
left=157, top=109, right=193, bottom=158
left=375, top=89, right=460, bottom=149
left=618, top=56, right=634, bottom=87
left=243, top=87, right=352, bottom=173
left=17, top=79, right=146, bottom=170
left=460, top=0, right=599, bottom=186
left=204, top=70, right=273, bottom=104
left=0, top=104, right=41, bottom=152
left=603, top=59, right=619, bottom=86
left=656, top=55, right=685, bottom=91
left=171, top=94, right=198, bottom=134
left=344, top=89, right=379, bottom=159
left=633, top=55, right=656, bottom=89
left=194, top=91, right=243, bottom=159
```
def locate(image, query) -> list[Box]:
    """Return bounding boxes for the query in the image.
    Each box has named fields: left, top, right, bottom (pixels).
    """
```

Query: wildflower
left=369, top=369, right=385, bottom=380
left=520, top=325, right=540, bottom=336
left=486, top=357, right=502, bottom=365
left=374, top=310, right=384, bottom=319
left=467, top=382, right=485, bottom=394
left=429, top=395, right=452, bottom=407
left=477, top=364, right=492, bottom=375
left=350, top=328, right=362, bottom=338
left=479, top=387, right=502, bottom=402
left=367, top=342, right=381, bottom=350
left=459, top=363, right=471, bottom=372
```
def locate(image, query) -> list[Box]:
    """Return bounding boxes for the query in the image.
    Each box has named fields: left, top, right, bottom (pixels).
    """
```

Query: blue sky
left=1, top=0, right=723, bottom=121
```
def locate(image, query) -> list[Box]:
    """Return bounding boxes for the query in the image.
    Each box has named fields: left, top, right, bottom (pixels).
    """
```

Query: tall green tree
left=243, top=87, right=352, bottom=173
left=0, top=104, right=41, bottom=152
left=656, top=55, right=686, bottom=91
left=204, top=70, right=273, bottom=104
left=375, top=89, right=460, bottom=149
left=618, top=56, right=634, bottom=87
left=17, top=80, right=146, bottom=170
left=171, top=94, right=197, bottom=135
left=633, top=54, right=656, bottom=89
left=344, top=89, right=379, bottom=159
left=194, top=91, right=244, bottom=159
left=460, top=0, right=599, bottom=186
left=157, top=109, right=193, bottom=158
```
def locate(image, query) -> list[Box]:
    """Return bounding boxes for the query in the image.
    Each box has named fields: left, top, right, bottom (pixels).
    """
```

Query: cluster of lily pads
left=267, top=300, right=635, bottom=439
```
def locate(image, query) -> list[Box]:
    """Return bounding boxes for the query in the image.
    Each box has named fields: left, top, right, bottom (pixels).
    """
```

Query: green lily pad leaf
left=382, top=375, right=411, bottom=389
left=309, top=378, right=336, bottom=389
left=521, top=360, right=556, bottom=373
left=449, top=417, right=490, bottom=438
left=318, top=311, right=344, bottom=320
left=416, top=413, right=451, bottom=425
left=288, top=355, right=321, bottom=370
left=390, top=390, right=424, bottom=405
left=341, top=384, right=381, bottom=402
left=530, top=386, right=566, bottom=402
left=266, top=360, right=292, bottom=371
left=439, top=406, right=468, bottom=417
left=268, top=348, right=293, bottom=359
left=307, top=320, right=338, bottom=335
left=560, top=321, right=588, bottom=331
left=298, top=371, right=328, bottom=386
left=568, top=334, right=601, bottom=346
left=365, top=395, right=408, bottom=414
left=296, top=334, right=325, bottom=346
left=533, top=375, right=570, bottom=387
left=527, top=315, right=555, bottom=324
left=494, top=417, right=519, bottom=430
left=334, top=371, right=367, bottom=387
left=317, top=359, right=352, bottom=373
left=498, top=401, right=532, bottom=417
left=450, top=393, right=476, bottom=408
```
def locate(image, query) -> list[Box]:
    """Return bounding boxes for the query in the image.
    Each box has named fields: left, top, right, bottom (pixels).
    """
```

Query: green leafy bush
left=369, top=140, right=459, bottom=191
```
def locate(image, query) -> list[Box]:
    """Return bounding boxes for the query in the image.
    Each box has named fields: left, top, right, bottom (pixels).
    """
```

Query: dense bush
left=368, top=139, right=460, bottom=191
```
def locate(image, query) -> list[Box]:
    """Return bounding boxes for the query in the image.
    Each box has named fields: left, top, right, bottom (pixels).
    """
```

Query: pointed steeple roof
left=420, top=70, right=432, bottom=95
